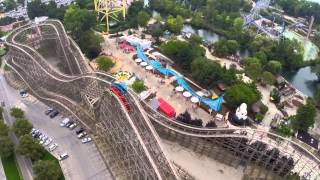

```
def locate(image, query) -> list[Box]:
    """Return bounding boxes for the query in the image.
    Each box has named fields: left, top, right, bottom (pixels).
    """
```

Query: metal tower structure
left=94, top=0, right=127, bottom=33
left=4, top=19, right=320, bottom=179
left=243, top=0, right=286, bottom=40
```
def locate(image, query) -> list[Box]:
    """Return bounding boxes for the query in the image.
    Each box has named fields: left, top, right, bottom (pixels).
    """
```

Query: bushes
left=16, top=135, right=46, bottom=161
left=176, top=111, right=203, bottom=127
left=255, top=113, right=264, bottom=122
left=13, top=118, right=33, bottom=137
left=33, top=160, right=63, bottom=180
left=132, top=80, right=145, bottom=93
left=225, top=82, right=262, bottom=108
left=10, top=107, right=24, bottom=119
left=96, top=56, right=115, bottom=72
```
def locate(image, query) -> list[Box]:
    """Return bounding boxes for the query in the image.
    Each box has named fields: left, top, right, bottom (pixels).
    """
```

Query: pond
left=282, top=66, right=318, bottom=97
left=182, top=24, right=250, bottom=59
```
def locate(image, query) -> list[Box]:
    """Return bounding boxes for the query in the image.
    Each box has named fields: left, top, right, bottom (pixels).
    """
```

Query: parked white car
left=81, top=137, right=92, bottom=144
left=44, top=138, right=53, bottom=146
left=60, top=118, right=70, bottom=127
left=58, top=153, right=69, bottom=161
left=77, top=132, right=87, bottom=139
left=49, top=143, right=58, bottom=152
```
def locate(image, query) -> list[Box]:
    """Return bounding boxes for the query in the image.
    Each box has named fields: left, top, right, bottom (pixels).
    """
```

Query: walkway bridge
left=4, top=19, right=320, bottom=180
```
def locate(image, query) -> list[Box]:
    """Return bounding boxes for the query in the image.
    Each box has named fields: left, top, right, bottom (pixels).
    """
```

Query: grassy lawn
left=42, top=152, right=65, bottom=180
left=1, top=156, right=21, bottom=180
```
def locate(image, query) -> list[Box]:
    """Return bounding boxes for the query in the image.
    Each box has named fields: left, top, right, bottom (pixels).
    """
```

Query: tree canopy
left=10, top=107, right=24, bottom=119
left=13, top=118, right=33, bottom=137
left=27, top=0, right=66, bottom=20
left=291, top=100, right=316, bottom=132
left=165, top=15, right=184, bottom=34
left=96, top=56, right=114, bottom=72
left=132, top=80, right=145, bottom=93
left=160, top=40, right=205, bottom=70
left=137, top=11, right=151, bottom=27
left=64, top=5, right=97, bottom=39
left=213, top=39, right=239, bottom=57
left=64, top=5, right=102, bottom=59
left=225, top=82, right=262, bottom=108
left=16, top=135, right=45, bottom=161
left=191, top=57, right=223, bottom=87
left=0, top=136, right=14, bottom=158
left=33, top=160, right=63, bottom=180
left=0, top=121, right=9, bottom=137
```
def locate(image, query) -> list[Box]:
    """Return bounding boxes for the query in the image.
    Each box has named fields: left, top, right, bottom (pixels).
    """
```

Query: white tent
left=135, top=58, right=142, bottom=63
left=183, top=91, right=192, bottom=98
left=190, top=96, right=199, bottom=103
left=146, top=65, right=153, bottom=70
left=140, top=62, right=148, bottom=66
left=175, top=86, right=184, bottom=92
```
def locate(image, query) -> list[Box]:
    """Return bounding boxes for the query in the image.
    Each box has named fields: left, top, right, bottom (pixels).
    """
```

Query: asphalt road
left=0, top=75, right=34, bottom=180
left=0, top=74, right=113, bottom=180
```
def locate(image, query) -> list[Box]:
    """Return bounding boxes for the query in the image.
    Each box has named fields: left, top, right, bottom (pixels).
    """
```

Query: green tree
left=10, top=107, right=24, bottom=119
left=261, top=71, right=276, bottom=85
left=78, top=31, right=102, bottom=59
left=160, top=40, right=205, bottom=70
left=267, top=60, right=282, bottom=75
left=64, top=12, right=103, bottom=59
left=191, top=11, right=204, bottom=27
left=0, top=121, right=9, bottom=137
left=137, top=11, right=151, bottom=27
left=213, top=39, right=239, bottom=57
left=96, top=56, right=114, bottom=72
left=3, top=0, right=16, bottom=11
left=244, top=57, right=261, bottom=66
left=132, top=80, right=145, bottom=93
left=33, top=160, right=63, bottom=180
left=13, top=118, right=33, bottom=137
left=64, top=5, right=97, bottom=39
left=245, top=62, right=263, bottom=80
left=190, top=57, right=222, bottom=87
left=189, top=34, right=202, bottom=45
left=225, top=82, right=262, bottom=108
left=0, top=136, right=14, bottom=158
left=165, top=15, right=184, bottom=34
left=16, top=135, right=45, bottom=161
left=291, top=100, right=316, bottom=132
left=27, top=0, right=65, bottom=20
left=278, top=122, right=292, bottom=137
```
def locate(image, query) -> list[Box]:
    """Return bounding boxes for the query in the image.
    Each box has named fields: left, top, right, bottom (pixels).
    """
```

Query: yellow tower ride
left=94, top=0, right=127, bottom=33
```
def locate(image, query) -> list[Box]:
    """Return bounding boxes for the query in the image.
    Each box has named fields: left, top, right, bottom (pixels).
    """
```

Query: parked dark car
left=49, top=110, right=59, bottom=118
left=45, top=108, right=54, bottom=115
left=76, top=127, right=85, bottom=135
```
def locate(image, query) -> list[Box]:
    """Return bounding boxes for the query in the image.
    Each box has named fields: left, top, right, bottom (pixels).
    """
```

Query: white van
left=58, top=153, right=69, bottom=161
left=60, top=118, right=70, bottom=127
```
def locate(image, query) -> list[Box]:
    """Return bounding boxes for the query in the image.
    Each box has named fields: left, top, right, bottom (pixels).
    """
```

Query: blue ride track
left=135, top=44, right=224, bottom=112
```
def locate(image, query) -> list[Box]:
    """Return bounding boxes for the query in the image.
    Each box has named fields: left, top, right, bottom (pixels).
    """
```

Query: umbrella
left=175, top=86, right=184, bottom=92
left=183, top=91, right=192, bottom=98
left=146, top=65, right=153, bottom=70
left=140, top=62, right=148, bottom=66
left=196, top=91, right=204, bottom=97
left=190, top=96, right=199, bottom=103
left=135, top=58, right=142, bottom=63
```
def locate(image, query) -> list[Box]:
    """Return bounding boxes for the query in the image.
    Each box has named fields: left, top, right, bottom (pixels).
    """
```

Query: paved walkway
left=0, top=157, right=6, bottom=180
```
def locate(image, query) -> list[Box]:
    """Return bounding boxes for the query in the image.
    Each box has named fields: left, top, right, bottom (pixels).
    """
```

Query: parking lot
left=1, top=79, right=113, bottom=180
